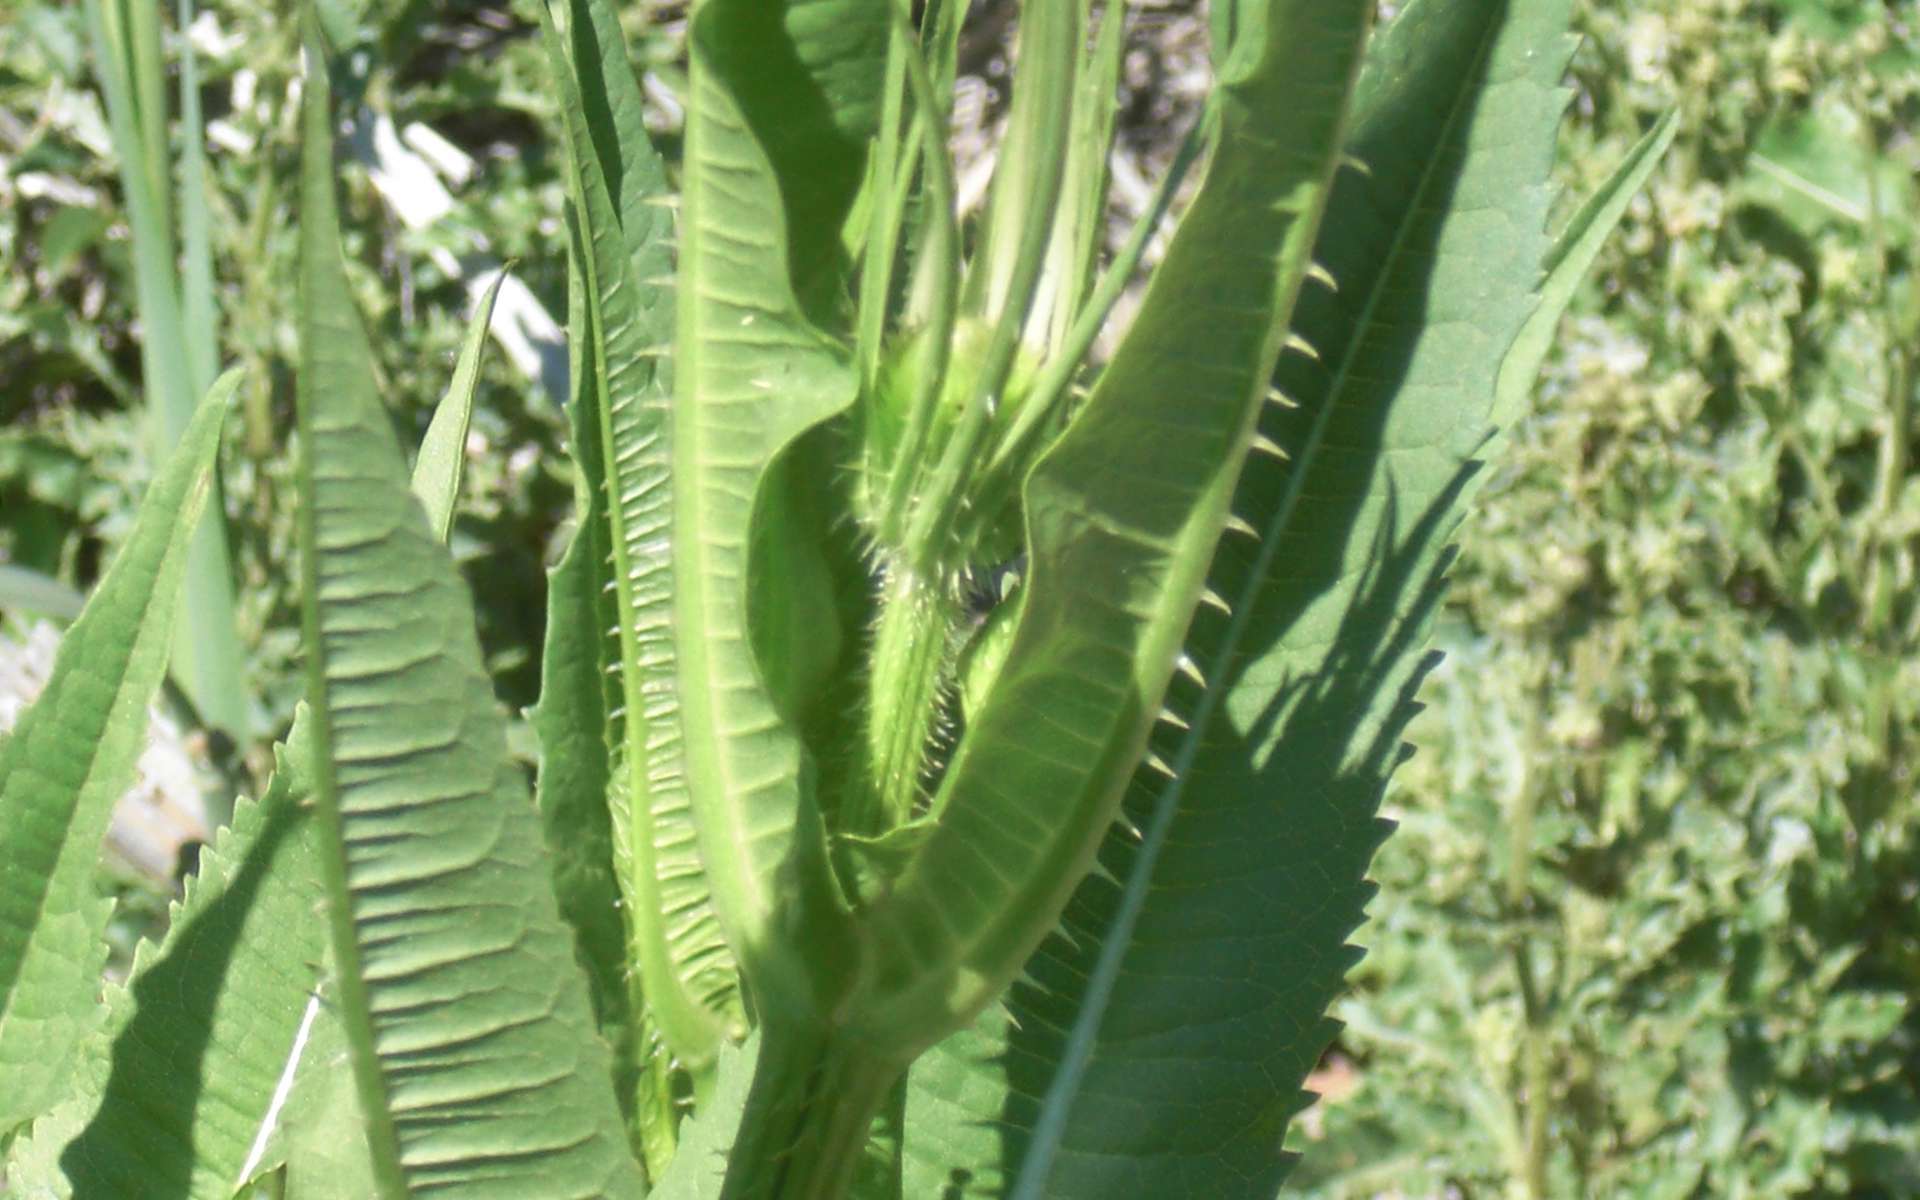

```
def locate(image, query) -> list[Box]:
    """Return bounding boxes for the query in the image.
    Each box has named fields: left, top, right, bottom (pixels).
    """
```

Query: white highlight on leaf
left=235, top=991, right=322, bottom=1189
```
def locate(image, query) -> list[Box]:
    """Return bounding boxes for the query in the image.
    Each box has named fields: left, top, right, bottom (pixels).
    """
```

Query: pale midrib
left=560, top=72, right=723, bottom=1064
left=1008, top=21, right=1501, bottom=1196
left=673, top=69, right=776, bottom=951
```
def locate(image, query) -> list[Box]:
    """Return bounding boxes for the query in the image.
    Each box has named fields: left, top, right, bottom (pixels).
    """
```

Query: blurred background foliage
left=1, top=0, right=1917, bottom=1196
left=1295, top=1, right=1920, bottom=1196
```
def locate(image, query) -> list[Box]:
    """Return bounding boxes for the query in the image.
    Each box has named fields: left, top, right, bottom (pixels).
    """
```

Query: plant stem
left=1508, top=714, right=1549, bottom=1200
left=862, top=564, right=958, bottom=831
left=719, top=1027, right=905, bottom=1200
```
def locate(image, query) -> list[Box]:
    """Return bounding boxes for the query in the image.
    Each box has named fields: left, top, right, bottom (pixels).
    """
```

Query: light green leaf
left=411, top=270, right=505, bottom=543
left=672, top=0, right=859, bottom=1022
left=531, top=214, right=643, bottom=1144
left=696, top=0, right=889, bottom=319
left=0, top=370, right=234, bottom=1138
left=651, top=1034, right=758, bottom=1200
left=295, top=22, right=646, bottom=1196
left=538, top=0, right=742, bottom=1107
left=856, top=0, right=1374, bottom=1058
left=5, top=728, right=324, bottom=1199
left=905, top=2, right=1581, bottom=1196
left=176, top=0, right=219, bottom=404
left=10, top=260, right=525, bottom=1196
left=277, top=981, right=379, bottom=1200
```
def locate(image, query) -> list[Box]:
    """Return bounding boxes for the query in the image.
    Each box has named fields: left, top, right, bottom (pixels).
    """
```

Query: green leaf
left=410, top=270, right=505, bottom=543
left=855, top=0, right=1373, bottom=1057
left=0, top=370, right=234, bottom=1138
left=672, top=0, right=860, bottom=1021
left=295, top=22, right=646, bottom=1196
left=4, top=730, right=324, bottom=1200
left=696, top=0, right=889, bottom=320
left=651, top=1034, right=759, bottom=1200
left=10, top=267, right=526, bottom=1198
left=1741, top=93, right=1917, bottom=240
left=531, top=215, right=643, bottom=1141
left=1496, top=108, right=1677, bottom=424
left=175, top=0, right=219, bottom=404
left=904, top=2, right=1580, bottom=1195
left=538, top=0, right=742, bottom=1103
left=276, top=981, right=379, bottom=1200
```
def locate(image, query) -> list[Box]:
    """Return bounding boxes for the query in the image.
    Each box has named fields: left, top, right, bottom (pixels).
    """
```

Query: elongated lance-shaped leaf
left=412, top=270, right=505, bottom=542
left=85, top=0, right=248, bottom=743
left=532, top=209, right=646, bottom=1152
left=851, top=0, right=1374, bottom=1056
left=8, top=333, right=515, bottom=1198
left=903, top=2, right=1586, bottom=1196
left=294, top=24, right=646, bottom=1197
left=0, top=370, right=233, bottom=1139
left=537, top=0, right=744, bottom=1086
left=673, top=0, right=860, bottom=1022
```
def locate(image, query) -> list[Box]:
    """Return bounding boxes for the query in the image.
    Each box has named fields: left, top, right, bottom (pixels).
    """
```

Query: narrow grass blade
left=0, top=566, right=85, bottom=623
left=295, top=23, right=646, bottom=1196
left=86, top=0, right=248, bottom=742
left=411, top=269, right=505, bottom=542
left=0, top=370, right=234, bottom=1137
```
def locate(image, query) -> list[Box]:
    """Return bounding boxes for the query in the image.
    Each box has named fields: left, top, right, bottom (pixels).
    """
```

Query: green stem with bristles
left=862, top=565, right=961, bottom=833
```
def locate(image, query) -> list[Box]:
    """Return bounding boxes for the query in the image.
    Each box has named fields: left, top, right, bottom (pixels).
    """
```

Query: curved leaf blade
left=0, top=370, right=234, bottom=1137
left=295, top=27, right=645, bottom=1197
left=672, top=0, right=860, bottom=1018
left=904, top=2, right=1584, bottom=1195
left=857, top=0, right=1374, bottom=1055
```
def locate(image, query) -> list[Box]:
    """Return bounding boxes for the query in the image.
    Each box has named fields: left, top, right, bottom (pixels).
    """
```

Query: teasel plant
left=0, top=0, right=1673, bottom=1196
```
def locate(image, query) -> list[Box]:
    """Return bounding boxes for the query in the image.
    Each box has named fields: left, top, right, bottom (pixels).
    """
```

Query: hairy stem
left=862, top=565, right=960, bottom=832
left=719, top=1028, right=904, bottom=1200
